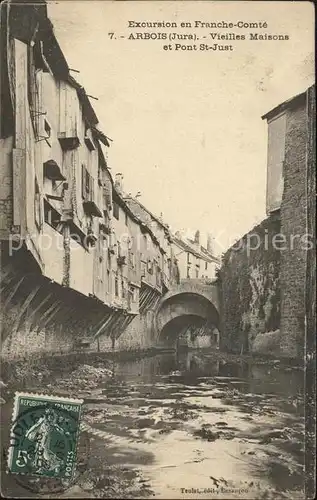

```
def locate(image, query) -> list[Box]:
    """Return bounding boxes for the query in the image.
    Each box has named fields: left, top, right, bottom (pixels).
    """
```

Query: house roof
left=113, top=190, right=162, bottom=249
left=45, top=34, right=109, bottom=135
left=124, top=197, right=170, bottom=233
left=63, top=75, right=99, bottom=127
left=172, top=236, right=220, bottom=264
left=91, top=127, right=111, bottom=148
left=261, top=89, right=307, bottom=121
left=8, top=2, right=111, bottom=140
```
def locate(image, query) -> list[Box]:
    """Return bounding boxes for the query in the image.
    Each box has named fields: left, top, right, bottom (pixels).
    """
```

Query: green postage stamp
left=7, top=392, right=83, bottom=479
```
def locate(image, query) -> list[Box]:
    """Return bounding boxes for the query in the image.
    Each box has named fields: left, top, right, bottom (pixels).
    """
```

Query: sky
left=48, top=1, right=314, bottom=254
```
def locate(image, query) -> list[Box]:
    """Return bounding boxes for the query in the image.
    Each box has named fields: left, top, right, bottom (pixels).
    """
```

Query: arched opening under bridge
left=155, top=292, right=220, bottom=349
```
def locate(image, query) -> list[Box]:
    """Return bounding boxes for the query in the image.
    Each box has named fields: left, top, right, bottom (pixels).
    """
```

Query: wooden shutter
left=81, top=164, right=86, bottom=199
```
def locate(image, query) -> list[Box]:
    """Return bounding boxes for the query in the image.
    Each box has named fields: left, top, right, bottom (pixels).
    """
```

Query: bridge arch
left=154, top=280, right=220, bottom=348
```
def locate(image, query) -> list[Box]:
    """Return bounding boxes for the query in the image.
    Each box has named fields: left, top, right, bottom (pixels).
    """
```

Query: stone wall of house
left=306, top=85, right=316, bottom=358
left=219, top=87, right=315, bottom=359
left=279, top=102, right=308, bottom=358
left=219, top=213, right=281, bottom=355
left=0, top=285, right=159, bottom=362
left=305, top=84, right=316, bottom=499
left=0, top=138, right=14, bottom=238
left=0, top=249, right=162, bottom=361
left=95, top=310, right=158, bottom=354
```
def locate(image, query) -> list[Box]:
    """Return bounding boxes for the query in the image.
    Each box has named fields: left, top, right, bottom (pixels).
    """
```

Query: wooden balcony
left=58, top=132, right=80, bottom=151
left=83, top=200, right=103, bottom=218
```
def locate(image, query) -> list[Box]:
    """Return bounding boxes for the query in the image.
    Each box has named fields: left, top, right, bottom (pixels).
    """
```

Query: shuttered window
left=34, top=178, right=42, bottom=229
left=82, top=164, right=92, bottom=200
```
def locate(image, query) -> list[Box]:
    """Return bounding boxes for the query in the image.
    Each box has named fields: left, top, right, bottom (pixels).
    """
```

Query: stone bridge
left=154, top=279, right=221, bottom=348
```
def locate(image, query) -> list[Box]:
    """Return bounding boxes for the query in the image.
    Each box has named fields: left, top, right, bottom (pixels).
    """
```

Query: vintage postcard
left=0, top=0, right=315, bottom=499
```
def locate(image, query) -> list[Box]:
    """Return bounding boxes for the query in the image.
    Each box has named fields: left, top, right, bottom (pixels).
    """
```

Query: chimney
left=207, top=233, right=214, bottom=254
left=115, top=173, right=123, bottom=193
left=194, top=230, right=200, bottom=245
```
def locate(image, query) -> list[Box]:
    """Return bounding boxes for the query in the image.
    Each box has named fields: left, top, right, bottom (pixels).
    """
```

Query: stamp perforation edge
left=7, top=391, right=84, bottom=477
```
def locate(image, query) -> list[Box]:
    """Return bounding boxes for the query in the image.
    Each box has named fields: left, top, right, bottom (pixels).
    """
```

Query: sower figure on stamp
left=25, top=408, right=70, bottom=474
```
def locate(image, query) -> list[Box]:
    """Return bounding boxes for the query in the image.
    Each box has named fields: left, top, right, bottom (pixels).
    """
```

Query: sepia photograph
left=0, top=0, right=315, bottom=498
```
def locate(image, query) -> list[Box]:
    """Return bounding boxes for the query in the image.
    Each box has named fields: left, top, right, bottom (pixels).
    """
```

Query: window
left=187, top=266, right=190, bottom=279
left=129, top=286, right=137, bottom=304
left=156, top=265, right=162, bottom=286
left=205, top=261, right=208, bottom=271
left=98, top=255, right=103, bottom=281
left=34, top=179, right=42, bottom=229
left=28, top=45, right=41, bottom=137
left=187, top=253, right=192, bottom=264
left=129, top=251, right=135, bottom=268
left=195, top=268, right=199, bottom=278
left=122, top=279, right=126, bottom=298
left=141, top=261, right=146, bottom=277
left=99, top=169, right=112, bottom=209
left=167, top=258, right=171, bottom=274
left=147, top=260, right=153, bottom=274
left=44, top=199, right=62, bottom=233
left=143, top=233, right=148, bottom=251
left=113, top=201, right=120, bottom=220
left=115, top=273, right=119, bottom=297
left=125, top=212, right=128, bottom=226
left=81, top=165, right=93, bottom=201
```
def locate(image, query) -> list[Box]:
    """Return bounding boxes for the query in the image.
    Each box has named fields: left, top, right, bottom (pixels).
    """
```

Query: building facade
left=262, top=84, right=316, bottom=358
left=219, top=84, right=315, bottom=359
left=1, top=1, right=220, bottom=359
left=123, top=195, right=179, bottom=291
left=172, top=231, right=220, bottom=281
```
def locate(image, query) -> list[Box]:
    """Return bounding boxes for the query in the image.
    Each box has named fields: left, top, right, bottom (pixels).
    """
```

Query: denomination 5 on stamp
left=7, top=392, right=83, bottom=479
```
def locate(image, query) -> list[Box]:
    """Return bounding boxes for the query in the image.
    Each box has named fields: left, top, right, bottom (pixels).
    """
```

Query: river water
left=1, top=349, right=305, bottom=499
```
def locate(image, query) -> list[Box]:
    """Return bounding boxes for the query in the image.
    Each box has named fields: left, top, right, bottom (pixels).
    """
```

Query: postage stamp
left=7, top=392, right=83, bottom=479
